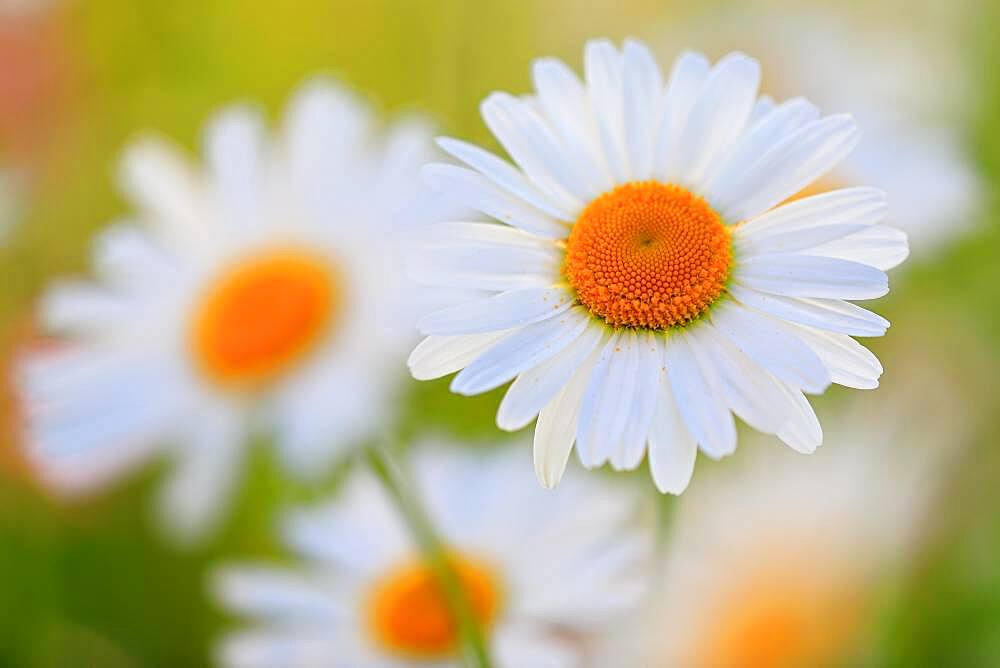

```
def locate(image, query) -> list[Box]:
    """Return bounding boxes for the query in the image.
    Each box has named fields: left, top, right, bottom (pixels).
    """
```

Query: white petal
left=531, top=57, right=613, bottom=199
left=282, top=78, right=371, bottom=210
left=728, top=284, right=889, bottom=337
left=584, top=39, right=629, bottom=182
left=805, top=225, right=910, bottom=270
left=407, top=241, right=559, bottom=291
left=647, top=378, right=697, bottom=494
left=481, top=92, right=587, bottom=210
left=704, top=97, right=818, bottom=201
left=689, top=323, right=788, bottom=434
left=416, top=220, right=557, bottom=252
left=494, top=624, right=577, bottom=668
left=212, top=567, right=346, bottom=621
left=421, top=163, right=568, bottom=238
left=93, top=224, right=175, bottom=288
left=735, top=253, right=889, bottom=300
left=418, top=287, right=572, bottom=335
left=407, top=331, right=509, bottom=380
left=498, top=323, right=604, bottom=431
left=614, top=330, right=661, bottom=470
left=533, top=344, right=603, bottom=488
left=40, top=283, right=131, bottom=335
left=204, top=106, right=266, bottom=232
left=672, top=52, right=761, bottom=189
left=736, top=187, right=887, bottom=240
left=451, top=308, right=591, bottom=395
left=654, top=51, right=711, bottom=180
left=156, top=406, right=245, bottom=543
left=747, top=94, right=776, bottom=126
left=774, top=381, right=823, bottom=453
left=710, top=300, right=831, bottom=393
left=118, top=137, right=207, bottom=251
left=716, top=114, right=860, bottom=223
left=790, top=324, right=883, bottom=389
left=664, top=330, right=736, bottom=459
left=436, top=136, right=573, bottom=220
left=576, top=332, right=640, bottom=469
left=622, top=38, right=664, bottom=180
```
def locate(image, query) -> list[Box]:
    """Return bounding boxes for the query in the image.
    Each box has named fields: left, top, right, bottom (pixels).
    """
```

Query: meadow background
left=1, top=0, right=998, bottom=665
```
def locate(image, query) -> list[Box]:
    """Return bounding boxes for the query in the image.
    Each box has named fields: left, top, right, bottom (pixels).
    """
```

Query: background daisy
left=597, top=382, right=966, bottom=667
left=213, top=443, right=653, bottom=667
left=409, top=38, right=908, bottom=492
left=16, top=79, right=453, bottom=540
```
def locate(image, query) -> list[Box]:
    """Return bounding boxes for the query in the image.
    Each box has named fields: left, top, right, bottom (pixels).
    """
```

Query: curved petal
left=498, top=323, right=604, bottom=431
left=664, top=330, right=736, bottom=459
left=734, top=254, right=889, bottom=300
left=710, top=301, right=831, bottom=393
left=407, top=331, right=509, bottom=380
left=451, top=308, right=591, bottom=395
left=647, top=378, right=697, bottom=495
left=418, top=287, right=572, bottom=335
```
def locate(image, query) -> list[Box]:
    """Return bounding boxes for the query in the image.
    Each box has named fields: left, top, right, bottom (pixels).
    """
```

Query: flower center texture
left=564, top=181, right=732, bottom=329
left=367, top=555, right=501, bottom=658
left=191, top=248, right=339, bottom=388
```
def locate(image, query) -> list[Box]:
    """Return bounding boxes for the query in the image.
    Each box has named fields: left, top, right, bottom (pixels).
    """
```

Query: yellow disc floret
left=565, top=181, right=732, bottom=329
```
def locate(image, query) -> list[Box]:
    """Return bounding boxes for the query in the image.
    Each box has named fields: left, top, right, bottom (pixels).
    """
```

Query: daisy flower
left=598, top=394, right=963, bottom=668
left=16, top=79, right=451, bottom=539
left=212, top=443, right=652, bottom=667
left=660, top=6, right=979, bottom=253
left=408, top=38, right=908, bottom=493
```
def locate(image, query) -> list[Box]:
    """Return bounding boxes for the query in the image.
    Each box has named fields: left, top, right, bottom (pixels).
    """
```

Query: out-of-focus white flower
left=213, top=443, right=653, bottom=667
left=597, top=391, right=964, bottom=668
left=408, top=38, right=907, bottom=494
left=659, top=6, right=980, bottom=255
left=17, top=78, right=455, bottom=541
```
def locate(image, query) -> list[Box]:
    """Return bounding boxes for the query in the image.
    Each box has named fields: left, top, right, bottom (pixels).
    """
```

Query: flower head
left=16, top=79, right=450, bottom=540
left=213, top=443, right=653, bottom=667
left=408, top=39, right=908, bottom=492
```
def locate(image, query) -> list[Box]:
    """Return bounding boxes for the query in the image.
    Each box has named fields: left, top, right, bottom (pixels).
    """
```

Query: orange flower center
left=367, top=555, right=501, bottom=659
left=564, top=181, right=731, bottom=329
left=689, top=561, right=864, bottom=668
left=191, top=248, right=339, bottom=388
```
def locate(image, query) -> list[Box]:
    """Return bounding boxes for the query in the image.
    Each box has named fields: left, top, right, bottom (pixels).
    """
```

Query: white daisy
left=598, top=394, right=963, bottom=668
left=212, top=442, right=653, bottom=667
left=659, top=6, right=980, bottom=253
left=16, top=78, right=453, bottom=539
left=407, top=38, right=909, bottom=493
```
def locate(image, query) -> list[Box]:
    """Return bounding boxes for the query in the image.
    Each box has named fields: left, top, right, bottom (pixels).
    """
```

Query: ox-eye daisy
left=597, top=393, right=962, bottom=668
left=17, top=79, right=449, bottom=539
left=213, top=443, right=652, bottom=667
left=408, top=39, right=908, bottom=493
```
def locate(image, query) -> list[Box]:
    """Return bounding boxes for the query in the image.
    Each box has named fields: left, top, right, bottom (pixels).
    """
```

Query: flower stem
left=366, top=444, right=493, bottom=668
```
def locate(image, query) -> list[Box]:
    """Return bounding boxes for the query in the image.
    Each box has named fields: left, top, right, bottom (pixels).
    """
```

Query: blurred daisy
left=213, top=443, right=652, bottom=667
left=17, top=79, right=450, bottom=539
left=408, top=39, right=908, bottom=493
left=660, top=6, right=979, bottom=254
left=600, top=394, right=962, bottom=668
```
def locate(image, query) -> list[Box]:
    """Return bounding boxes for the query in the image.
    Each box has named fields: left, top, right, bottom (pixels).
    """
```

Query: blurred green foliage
left=0, top=0, right=997, bottom=666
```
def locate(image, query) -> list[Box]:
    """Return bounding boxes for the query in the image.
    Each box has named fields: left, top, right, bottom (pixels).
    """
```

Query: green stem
left=366, top=444, right=493, bottom=668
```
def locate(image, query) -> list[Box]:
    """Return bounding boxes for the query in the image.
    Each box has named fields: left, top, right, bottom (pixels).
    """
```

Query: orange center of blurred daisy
left=367, top=556, right=500, bottom=658
left=564, top=181, right=731, bottom=329
left=691, top=564, right=863, bottom=668
left=191, top=248, right=338, bottom=388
